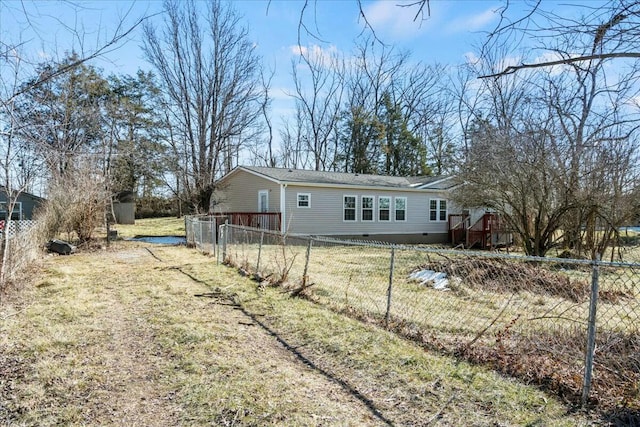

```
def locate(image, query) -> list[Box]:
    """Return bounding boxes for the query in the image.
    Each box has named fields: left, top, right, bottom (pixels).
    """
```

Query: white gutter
left=276, top=181, right=446, bottom=193
left=280, top=183, right=287, bottom=232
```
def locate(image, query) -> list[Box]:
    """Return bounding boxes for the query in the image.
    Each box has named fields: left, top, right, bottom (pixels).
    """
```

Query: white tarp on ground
left=408, top=269, right=450, bottom=290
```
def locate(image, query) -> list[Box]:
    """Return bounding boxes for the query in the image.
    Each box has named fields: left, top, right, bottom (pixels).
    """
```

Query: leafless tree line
left=0, top=1, right=150, bottom=294
left=455, top=1, right=640, bottom=258
left=1, top=0, right=639, bottom=271
left=269, top=39, right=457, bottom=176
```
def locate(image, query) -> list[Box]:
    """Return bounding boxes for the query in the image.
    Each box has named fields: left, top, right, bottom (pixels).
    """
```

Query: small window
left=395, top=197, right=407, bottom=221
left=378, top=196, right=390, bottom=221
left=0, top=202, right=21, bottom=220
left=362, top=196, right=374, bottom=221
left=429, top=200, right=437, bottom=221
left=297, top=193, right=310, bottom=208
left=344, top=195, right=356, bottom=221
left=430, top=199, right=447, bottom=222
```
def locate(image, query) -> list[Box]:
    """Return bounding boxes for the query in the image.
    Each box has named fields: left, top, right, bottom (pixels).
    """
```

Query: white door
left=258, top=190, right=269, bottom=213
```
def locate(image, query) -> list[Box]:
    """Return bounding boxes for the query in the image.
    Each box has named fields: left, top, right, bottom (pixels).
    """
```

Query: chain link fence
left=184, top=215, right=219, bottom=255
left=0, top=220, right=40, bottom=292
left=219, top=224, right=640, bottom=414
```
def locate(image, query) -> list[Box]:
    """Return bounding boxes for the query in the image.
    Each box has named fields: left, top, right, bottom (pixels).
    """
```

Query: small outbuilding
left=0, top=188, right=45, bottom=220
left=112, top=191, right=136, bottom=225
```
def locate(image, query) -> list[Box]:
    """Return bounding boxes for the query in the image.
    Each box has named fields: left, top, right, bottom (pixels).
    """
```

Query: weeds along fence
left=185, top=215, right=218, bottom=255
left=219, top=224, right=640, bottom=414
left=0, top=220, right=39, bottom=285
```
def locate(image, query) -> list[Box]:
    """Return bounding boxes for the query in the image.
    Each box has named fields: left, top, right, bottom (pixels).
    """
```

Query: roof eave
left=217, top=166, right=283, bottom=185
left=278, top=181, right=451, bottom=193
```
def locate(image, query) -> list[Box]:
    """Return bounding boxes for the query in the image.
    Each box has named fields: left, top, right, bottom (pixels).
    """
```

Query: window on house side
left=429, top=199, right=447, bottom=222
left=344, top=195, right=356, bottom=221
left=362, top=196, right=374, bottom=221
left=395, top=197, right=407, bottom=221
left=297, top=193, right=310, bottom=208
left=379, top=196, right=390, bottom=221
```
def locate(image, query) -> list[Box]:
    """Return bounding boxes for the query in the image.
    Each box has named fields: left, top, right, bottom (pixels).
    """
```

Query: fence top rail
left=222, top=224, right=640, bottom=269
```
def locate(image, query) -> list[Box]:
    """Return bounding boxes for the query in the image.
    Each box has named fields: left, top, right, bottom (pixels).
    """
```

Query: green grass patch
left=114, top=217, right=185, bottom=238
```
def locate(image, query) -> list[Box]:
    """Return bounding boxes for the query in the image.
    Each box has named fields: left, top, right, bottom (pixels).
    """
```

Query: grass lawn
left=114, top=217, right=186, bottom=238
left=0, top=240, right=595, bottom=426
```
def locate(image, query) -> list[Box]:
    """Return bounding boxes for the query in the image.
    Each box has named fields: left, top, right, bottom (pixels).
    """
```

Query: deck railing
left=215, top=212, right=281, bottom=232
left=228, top=212, right=281, bottom=231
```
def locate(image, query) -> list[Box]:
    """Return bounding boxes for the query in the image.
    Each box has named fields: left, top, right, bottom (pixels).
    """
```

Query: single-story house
left=0, top=188, right=45, bottom=220
left=214, top=166, right=461, bottom=244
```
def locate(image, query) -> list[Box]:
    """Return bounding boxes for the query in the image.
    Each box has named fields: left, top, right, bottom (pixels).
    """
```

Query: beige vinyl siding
left=283, top=184, right=450, bottom=236
left=215, top=169, right=280, bottom=213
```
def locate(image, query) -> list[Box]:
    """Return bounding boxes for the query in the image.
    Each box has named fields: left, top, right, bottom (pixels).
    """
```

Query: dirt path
left=1, top=244, right=387, bottom=426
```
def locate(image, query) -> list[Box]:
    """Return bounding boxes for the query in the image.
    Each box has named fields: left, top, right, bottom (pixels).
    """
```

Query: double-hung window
left=395, top=197, right=407, bottom=221
left=343, top=195, right=356, bottom=221
left=378, top=197, right=390, bottom=221
left=429, top=199, right=447, bottom=221
left=297, top=193, right=310, bottom=208
left=361, top=196, right=374, bottom=221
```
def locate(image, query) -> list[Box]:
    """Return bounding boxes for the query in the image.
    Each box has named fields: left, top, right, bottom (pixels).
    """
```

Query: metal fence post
left=385, top=247, right=395, bottom=327
left=214, top=216, right=217, bottom=255
left=582, top=253, right=601, bottom=407
left=222, top=221, right=228, bottom=264
left=302, top=238, right=313, bottom=286
left=256, top=231, right=264, bottom=272
left=216, top=222, right=222, bottom=264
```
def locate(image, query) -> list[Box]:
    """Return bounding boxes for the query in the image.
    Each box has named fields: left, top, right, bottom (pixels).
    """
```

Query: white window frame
left=429, top=198, right=448, bottom=222
left=343, top=195, right=357, bottom=222
left=0, top=201, right=22, bottom=220
left=297, top=193, right=311, bottom=208
left=394, top=197, right=407, bottom=222
left=361, top=195, right=374, bottom=222
left=258, top=190, right=269, bottom=213
left=378, top=196, right=391, bottom=222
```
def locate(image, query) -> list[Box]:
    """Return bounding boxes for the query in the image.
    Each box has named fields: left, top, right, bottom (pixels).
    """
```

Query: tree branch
left=480, top=52, right=640, bottom=78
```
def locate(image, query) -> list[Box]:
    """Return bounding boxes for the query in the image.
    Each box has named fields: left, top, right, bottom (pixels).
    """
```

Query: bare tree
left=247, top=69, right=277, bottom=168
left=143, top=0, right=263, bottom=213
left=455, top=53, right=572, bottom=256
left=481, top=1, right=640, bottom=77
left=289, top=45, right=345, bottom=171
left=461, top=8, right=640, bottom=257
left=338, top=40, right=408, bottom=174
left=279, top=112, right=309, bottom=169
left=0, top=1, right=149, bottom=296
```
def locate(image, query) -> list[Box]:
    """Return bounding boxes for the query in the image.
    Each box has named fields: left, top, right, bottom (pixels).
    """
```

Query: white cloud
left=445, top=7, right=499, bottom=35
left=289, top=44, right=338, bottom=58
left=288, top=44, right=341, bottom=69
left=464, top=51, right=481, bottom=66
left=362, top=1, right=426, bottom=39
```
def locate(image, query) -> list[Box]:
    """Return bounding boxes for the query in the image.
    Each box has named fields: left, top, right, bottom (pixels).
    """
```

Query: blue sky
left=2, top=1, right=508, bottom=84
left=1, top=0, right=519, bottom=151
left=1, top=0, right=590, bottom=136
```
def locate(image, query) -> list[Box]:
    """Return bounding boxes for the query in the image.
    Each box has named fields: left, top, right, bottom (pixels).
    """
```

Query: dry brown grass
left=224, top=237, right=640, bottom=421
left=0, top=241, right=597, bottom=426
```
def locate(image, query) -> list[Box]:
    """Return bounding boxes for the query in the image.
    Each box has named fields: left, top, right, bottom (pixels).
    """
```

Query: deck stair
left=449, top=212, right=511, bottom=249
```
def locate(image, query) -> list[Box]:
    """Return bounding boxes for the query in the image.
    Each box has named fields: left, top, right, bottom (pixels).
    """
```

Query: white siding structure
left=216, top=166, right=460, bottom=244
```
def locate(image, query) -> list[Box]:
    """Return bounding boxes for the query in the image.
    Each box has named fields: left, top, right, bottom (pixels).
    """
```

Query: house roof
left=229, top=166, right=457, bottom=190
left=0, top=187, right=45, bottom=202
